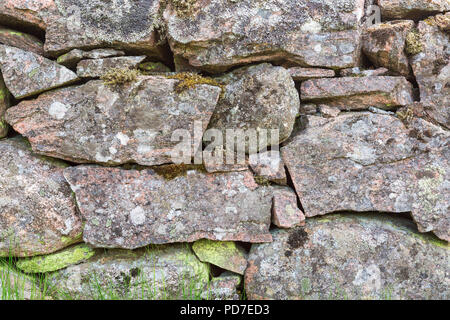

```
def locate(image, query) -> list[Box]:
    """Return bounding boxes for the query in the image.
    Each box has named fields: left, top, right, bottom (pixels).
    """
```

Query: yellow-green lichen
left=254, top=175, right=271, bottom=186
left=405, top=29, right=423, bottom=56
left=16, top=244, right=96, bottom=273
left=167, top=72, right=225, bottom=97
left=170, top=0, right=198, bottom=17
left=100, top=68, right=141, bottom=85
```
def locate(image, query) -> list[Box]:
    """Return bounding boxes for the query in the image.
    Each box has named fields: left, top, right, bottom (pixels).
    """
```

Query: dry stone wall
left=0, top=0, right=448, bottom=300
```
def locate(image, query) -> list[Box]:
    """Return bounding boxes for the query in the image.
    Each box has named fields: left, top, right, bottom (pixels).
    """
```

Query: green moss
left=166, top=72, right=225, bottom=97
left=139, top=62, right=170, bottom=73
left=16, top=244, right=96, bottom=273
left=254, top=175, right=271, bottom=186
left=405, top=29, right=423, bottom=56
left=101, top=68, right=141, bottom=85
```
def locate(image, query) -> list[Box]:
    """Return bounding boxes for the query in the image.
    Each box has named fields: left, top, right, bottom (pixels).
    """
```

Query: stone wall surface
left=0, top=0, right=448, bottom=300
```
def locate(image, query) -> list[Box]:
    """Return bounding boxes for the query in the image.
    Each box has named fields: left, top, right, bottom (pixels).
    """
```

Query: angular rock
left=46, top=244, right=210, bottom=300
left=16, top=244, right=96, bottom=273
left=245, top=214, right=449, bottom=300
left=0, top=137, right=82, bottom=257
left=300, top=104, right=318, bottom=115
left=44, top=0, right=165, bottom=59
left=249, top=151, right=287, bottom=185
left=0, top=27, right=44, bottom=56
left=404, top=102, right=449, bottom=130
left=202, top=272, right=242, bottom=300
left=300, top=76, right=414, bottom=110
left=0, top=73, right=10, bottom=138
left=76, top=56, right=146, bottom=78
left=340, top=67, right=389, bottom=77
left=57, top=48, right=125, bottom=69
left=64, top=166, right=274, bottom=248
left=0, top=45, right=78, bottom=99
left=378, top=0, right=450, bottom=20
left=281, top=112, right=450, bottom=241
left=192, top=239, right=248, bottom=275
left=6, top=76, right=221, bottom=166
left=208, top=63, right=300, bottom=152
left=319, top=105, right=341, bottom=118
left=288, top=68, right=335, bottom=82
left=0, top=0, right=57, bottom=32
left=410, top=16, right=449, bottom=126
left=272, top=188, right=305, bottom=229
left=0, top=262, right=45, bottom=300
left=362, top=20, right=414, bottom=77
left=164, top=0, right=366, bottom=73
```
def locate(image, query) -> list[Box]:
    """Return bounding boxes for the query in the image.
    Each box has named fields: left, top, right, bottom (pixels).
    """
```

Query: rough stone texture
left=0, top=0, right=57, bottom=32
left=6, top=76, right=221, bottom=166
left=0, top=137, right=82, bottom=257
left=300, top=76, right=414, bottom=110
left=64, top=166, right=274, bottom=248
left=192, top=239, right=248, bottom=275
left=208, top=63, right=300, bottom=152
left=0, top=45, right=78, bottom=99
left=76, top=56, right=146, bottom=78
left=0, top=263, right=46, bottom=300
left=44, top=0, right=166, bottom=59
left=139, top=61, right=171, bottom=73
left=202, top=272, right=242, bottom=300
left=378, top=0, right=450, bottom=20
left=0, top=27, right=44, bottom=56
left=362, top=20, right=414, bottom=77
left=300, top=104, right=318, bottom=115
left=57, top=48, right=125, bottom=69
left=164, top=0, right=366, bottom=73
left=281, top=112, right=450, bottom=241
left=0, top=73, right=10, bottom=138
left=46, top=244, right=210, bottom=300
left=16, top=244, right=96, bottom=273
left=272, top=188, right=305, bottom=229
left=410, top=16, right=449, bottom=128
left=245, top=214, right=449, bottom=300
left=249, top=151, right=287, bottom=185
left=288, top=68, right=335, bottom=81
left=340, top=67, right=389, bottom=77
left=319, top=105, right=341, bottom=118
left=405, top=102, right=449, bottom=130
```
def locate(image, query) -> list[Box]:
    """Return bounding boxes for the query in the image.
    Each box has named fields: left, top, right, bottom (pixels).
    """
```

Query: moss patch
left=167, top=72, right=225, bottom=97
left=101, top=68, right=141, bottom=85
left=254, top=175, right=271, bottom=186
left=171, top=0, right=198, bottom=17
left=16, top=244, right=95, bottom=273
left=405, top=29, right=423, bottom=56
left=152, top=163, right=207, bottom=180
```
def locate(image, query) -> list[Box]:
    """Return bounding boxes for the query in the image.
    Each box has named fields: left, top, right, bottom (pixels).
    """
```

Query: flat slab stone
left=245, top=214, right=449, bottom=300
left=300, top=76, right=414, bottom=110
left=46, top=244, right=210, bottom=300
left=44, top=0, right=165, bottom=58
left=0, top=27, right=44, bottom=56
left=0, top=0, right=57, bottom=32
left=249, top=151, right=287, bottom=185
left=192, top=239, right=248, bottom=275
left=281, top=112, right=450, bottom=241
left=0, top=45, right=78, bottom=99
left=76, top=56, right=146, bottom=78
left=272, top=188, right=305, bottom=229
left=288, top=67, right=335, bottom=81
left=57, top=48, right=125, bottom=69
left=164, top=0, right=366, bottom=73
left=378, top=0, right=450, bottom=20
left=63, top=166, right=274, bottom=248
left=0, top=137, right=82, bottom=257
left=202, top=272, right=242, bottom=300
left=362, top=20, right=414, bottom=77
left=340, top=67, right=389, bottom=77
left=6, top=76, right=221, bottom=166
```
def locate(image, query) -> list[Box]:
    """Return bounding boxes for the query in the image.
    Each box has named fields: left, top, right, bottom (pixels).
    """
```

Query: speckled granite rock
left=46, top=244, right=210, bottom=300
left=249, top=151, right=287, bottom=185
left=16, top=244, right=96, bottom=273
left=272, top=188, right=305, bottom=229
left=281, top=113, right=450, bottom=241
left=0, top=74, right=10, bottom=138
left=410, top=15, right=449, bottom=128
left=378, top=0, right=450, bottom=20
left=0, top=45, right=78, bottom=99
left=208, top=63, right=300, bottom=152
left=300, top=76, right=414, bottom=110
left=340, top=67, right=389, bottom=77
left=0, top=0, right=57, bottom=32
left=44, top=0, right=165, bottom=58
left=362, top=20, right=414, bottom=77
left=164, top=0, right=365, bottom=73
left=64, top=166, right=274, bottom=248
left=192, top=239, right=248, bottom=275
left=57, top=48, right=125, bottom=69
left=0, top=27, right=44, bottom=56
left=76, top=56, right=146, bottom=78
left=288, top=68, right=335, bottom=81
left=245, top=214, right=449, bottom=300
left=6, top=76, right=221, bottom=166
left=202, top=272, right=242, bottom=300
left=0, top=137, right=82, bottom=257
